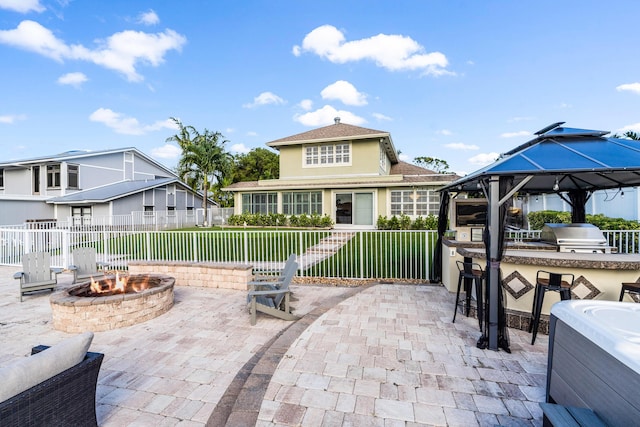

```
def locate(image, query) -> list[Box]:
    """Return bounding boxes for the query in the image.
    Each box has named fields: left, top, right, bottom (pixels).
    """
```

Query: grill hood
left=540, top=223, right=608, bottom=252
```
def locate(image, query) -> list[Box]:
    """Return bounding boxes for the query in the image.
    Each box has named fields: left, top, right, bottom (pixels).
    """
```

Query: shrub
left=399, top=214, right=412, bottom=230
left=527, top=210, right=571, bottom=229
left=377, top=216, right=390, bottom=230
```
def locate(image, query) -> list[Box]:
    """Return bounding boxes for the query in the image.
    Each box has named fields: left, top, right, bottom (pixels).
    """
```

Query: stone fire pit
left=50, top=274, right=175, bottom=333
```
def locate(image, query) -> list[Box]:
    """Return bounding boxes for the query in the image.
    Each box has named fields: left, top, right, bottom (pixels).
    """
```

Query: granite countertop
left=457, top=247, right=640, bottom=270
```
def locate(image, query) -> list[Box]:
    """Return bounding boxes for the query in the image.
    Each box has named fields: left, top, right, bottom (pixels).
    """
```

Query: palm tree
left=168, top=118, right=231, bottom=226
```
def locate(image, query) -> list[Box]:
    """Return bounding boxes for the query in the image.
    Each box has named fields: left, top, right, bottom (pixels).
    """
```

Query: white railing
left=0, top=228, right=437, bottom=281
left=3, top=227, right=639, bottom=281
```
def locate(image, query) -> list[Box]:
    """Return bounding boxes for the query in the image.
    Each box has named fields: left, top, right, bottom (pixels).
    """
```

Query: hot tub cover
left=551, top=300, right=640, bottom=374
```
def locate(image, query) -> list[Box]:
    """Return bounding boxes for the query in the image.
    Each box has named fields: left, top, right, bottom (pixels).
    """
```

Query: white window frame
left=390, top=188, right=440, bottom=216
left=304, top=143, right=351, bottom=168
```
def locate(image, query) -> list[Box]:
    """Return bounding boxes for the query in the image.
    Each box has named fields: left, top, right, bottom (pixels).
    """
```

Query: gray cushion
left=0, top=331, right=94, bottom=402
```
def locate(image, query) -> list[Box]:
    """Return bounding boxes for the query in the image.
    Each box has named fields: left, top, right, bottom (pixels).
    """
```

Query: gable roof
left=47, top=178, right=180, bottom=204
left=266, top=118, right=399, bottom=163
left=0, top=147, right=177, bottom=178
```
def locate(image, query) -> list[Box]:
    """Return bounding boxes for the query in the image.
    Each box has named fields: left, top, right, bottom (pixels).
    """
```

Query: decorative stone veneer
left=50, top=274, right=175, bottom=333
left=127, top=261, right=253, bottom=290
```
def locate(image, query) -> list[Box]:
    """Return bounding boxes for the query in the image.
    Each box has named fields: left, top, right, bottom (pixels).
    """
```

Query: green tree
left=231, top=148, right=279, bottom=182
left=612, top=131, right=640, bottom=140
left=413, top=156, right=450, bottom=173
left=168, top=118, right=232, bottom=225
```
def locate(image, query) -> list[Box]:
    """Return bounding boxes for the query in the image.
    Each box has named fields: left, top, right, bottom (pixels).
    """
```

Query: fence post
left=62, top=229, right=70, bottom=269
left=244, top=231, right=249, bottom=265
left=146, top=232, right=152, bottom=261
left=359, top=231, right=364, bottom=279
left=192, top=232, right=198, bottom=262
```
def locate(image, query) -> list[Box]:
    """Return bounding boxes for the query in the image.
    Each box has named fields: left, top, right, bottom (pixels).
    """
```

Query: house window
left=241, top=192, right=277, bottom=214
left=144, top=206, right=154, bottom=215
left=47, top=164, right=61, bottom=188
left=390, top=189, right=440, bottom=216
left=167, top=206, right=176, bottom=216
left=67, top=165, right=79, bottom=189
left=0, top=168, right=4, bottom=188
left=305, top=143, right=350, bottom=167
left=71, top=206, right=91, bottom=226
left=282, top=191, right=322, bottom=215
left=305, top=146, right=319, bottom=165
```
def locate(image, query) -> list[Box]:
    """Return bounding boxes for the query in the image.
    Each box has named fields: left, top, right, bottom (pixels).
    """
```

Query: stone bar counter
left=441, top=239, right=640, bottom=333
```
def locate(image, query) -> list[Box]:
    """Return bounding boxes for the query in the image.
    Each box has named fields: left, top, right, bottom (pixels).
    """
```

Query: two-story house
left=223, top=118, right=458, bottom=228
left=0, top=147, right=207, bottom=226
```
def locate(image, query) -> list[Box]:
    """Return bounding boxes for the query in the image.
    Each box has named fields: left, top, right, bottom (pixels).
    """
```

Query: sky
left=2, top=0, right=640, bottom=176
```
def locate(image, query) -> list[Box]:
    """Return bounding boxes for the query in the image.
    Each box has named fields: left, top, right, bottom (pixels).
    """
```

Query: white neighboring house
left=0, top=148, right=208, bottom=226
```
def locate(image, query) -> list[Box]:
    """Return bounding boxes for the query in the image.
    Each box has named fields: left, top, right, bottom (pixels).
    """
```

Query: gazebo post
left=487, top=175, right=500, bottom=350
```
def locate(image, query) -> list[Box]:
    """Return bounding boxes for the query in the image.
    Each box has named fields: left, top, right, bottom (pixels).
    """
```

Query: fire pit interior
left=51, top=273, right=175, bottom=333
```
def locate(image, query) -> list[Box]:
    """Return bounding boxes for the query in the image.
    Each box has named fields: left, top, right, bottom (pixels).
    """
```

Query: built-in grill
left=540, top=223, right=611, bottom=253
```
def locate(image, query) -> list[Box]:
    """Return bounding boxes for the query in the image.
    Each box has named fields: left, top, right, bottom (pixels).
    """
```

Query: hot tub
left=547, top=300, right=640, bottom=426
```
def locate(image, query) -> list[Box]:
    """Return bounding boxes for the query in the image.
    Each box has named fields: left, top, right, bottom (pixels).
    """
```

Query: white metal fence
left=2, top=227, right=639, bottom=281
left=0, top=228, right=438, bottom=281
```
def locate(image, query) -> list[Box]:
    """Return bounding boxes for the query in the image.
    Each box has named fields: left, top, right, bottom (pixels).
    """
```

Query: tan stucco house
left=223, top=118, right=458, bottom=228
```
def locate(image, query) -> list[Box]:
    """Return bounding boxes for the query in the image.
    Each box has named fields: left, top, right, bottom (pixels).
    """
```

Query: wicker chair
left=0, top=345, right=104, bottom=427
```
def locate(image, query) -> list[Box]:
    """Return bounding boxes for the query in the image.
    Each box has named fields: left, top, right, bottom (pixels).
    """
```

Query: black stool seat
left=530, top=270, right=574, bottom=345
left=453, top=260, right=485, bottom=331
left=620, top=282, right=640, bottom=302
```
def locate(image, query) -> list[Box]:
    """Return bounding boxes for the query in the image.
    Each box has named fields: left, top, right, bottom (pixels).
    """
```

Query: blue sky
left=1, top=0, right=640, bottom=176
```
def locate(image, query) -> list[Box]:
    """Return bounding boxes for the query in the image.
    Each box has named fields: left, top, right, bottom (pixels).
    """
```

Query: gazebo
left=436, top=122, right=640, bottom=351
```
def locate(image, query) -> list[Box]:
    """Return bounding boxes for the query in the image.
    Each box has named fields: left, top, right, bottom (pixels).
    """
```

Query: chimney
left=334, top=117, right=340, bottom=124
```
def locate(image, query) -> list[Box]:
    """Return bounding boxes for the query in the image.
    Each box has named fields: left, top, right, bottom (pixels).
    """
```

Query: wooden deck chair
left=13, top=252, right=63, bottom=302
left=248, top=258, right=298, bottom=325
left=250, top=253, right=297, bottom=292
left=69, top=247, right=109, bottom=284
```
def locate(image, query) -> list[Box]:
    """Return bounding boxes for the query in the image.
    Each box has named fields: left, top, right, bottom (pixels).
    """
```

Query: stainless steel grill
left=540, top=223, right=610, bottom=253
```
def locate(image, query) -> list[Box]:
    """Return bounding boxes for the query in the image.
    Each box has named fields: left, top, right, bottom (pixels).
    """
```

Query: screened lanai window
left=242, top=192, right=277, bottom=214
left=282, top=191, right=322, bottom=215
left=390, top=188, right=440, bottom=216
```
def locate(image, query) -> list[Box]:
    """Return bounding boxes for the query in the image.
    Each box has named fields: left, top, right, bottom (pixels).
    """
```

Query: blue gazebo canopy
left=442, top=122, right=640, bottom=193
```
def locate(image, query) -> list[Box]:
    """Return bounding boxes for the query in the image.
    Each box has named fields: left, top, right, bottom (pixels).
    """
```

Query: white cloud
left=444, top=142, right=479, bottom=150
left=89, top=108, right=177, bottom=135
left=468, top=152, right=499, bottom=166
left=617, top=83, right=640, bottom=94
left=0, top=20, right=186, bottom=82
left=556, top=102, right=572, bottom=109
left=0, top=0, right=44, bottom=13
left=137, top=9, right=159, bottom=26
left=0, top=114, right=26, bottom=124
left=151, top=143, right=180, bottom=159
left=230, top=143, right=250, bottom=154
left=320, top=80, right=367, bottom=106
left=243, top=91, right=286, bottom=108
left=399, top=153, right=411, bottom=162
left=372, top=112, right=392, bottom=121
left=293, top=25, right=451, bottom=76
left=294, top=105, right=366, bottom=127
left=246, top=131, right=258, bottom=137
left=225, top=127, right=235, bottom=134
left=500, top=131, right=530, bottom=138
left=618, top=123, right=640, bottom=134
left=299, top=99, right=313, bottom=111
left=57, top=72, right=88, bottom=87
left=436, top=129, right=452, bottom=136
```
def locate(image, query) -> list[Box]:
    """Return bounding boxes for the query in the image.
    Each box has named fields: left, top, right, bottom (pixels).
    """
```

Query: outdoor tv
left=455, top=200, right=488, bottom=226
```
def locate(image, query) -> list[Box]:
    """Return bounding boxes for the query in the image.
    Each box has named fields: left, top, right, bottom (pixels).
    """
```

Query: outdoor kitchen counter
left=457, top=247, right=640, bottom=270
left=443, top=245, right=640, bottom=330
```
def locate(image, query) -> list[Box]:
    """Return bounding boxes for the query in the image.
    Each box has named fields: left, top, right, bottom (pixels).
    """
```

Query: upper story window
left=0, top=168, right=4, bottom=188
left=304, top=143, right=350, bottom=167
left=47, top=164, right=61, bottom=188
left=67, top=165, right=79, bottom=189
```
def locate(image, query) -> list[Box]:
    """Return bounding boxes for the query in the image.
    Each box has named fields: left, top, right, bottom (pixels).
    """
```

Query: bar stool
left=619, top=282, right=640, bottom=302
left=453, top=260, right=485, bottom=330
left=529, top=270, right=574, bottom=345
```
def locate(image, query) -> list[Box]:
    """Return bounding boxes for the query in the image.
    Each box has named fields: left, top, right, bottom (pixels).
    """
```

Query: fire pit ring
left=50, top=274, right=175, bottom=333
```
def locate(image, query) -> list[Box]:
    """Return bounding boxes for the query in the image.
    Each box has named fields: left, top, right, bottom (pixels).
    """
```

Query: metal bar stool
left=453, top=260, right=485, bottom=330
left=619, top=282, right=640, bottom=302
left=529, top=270, right=574, bottom=345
